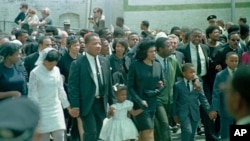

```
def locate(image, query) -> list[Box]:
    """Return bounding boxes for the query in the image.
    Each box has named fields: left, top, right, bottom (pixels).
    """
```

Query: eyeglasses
left=230, top=39, right=240, bottom=42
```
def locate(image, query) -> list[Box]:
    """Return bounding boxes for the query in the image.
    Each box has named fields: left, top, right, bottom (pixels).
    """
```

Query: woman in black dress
left=109, top=38, right=128, bottom=85
left=57, top=35, right=83, bottom=141
left=0, top=42, right=27, bottom=101
left=127, top=39, right=164, bottom=141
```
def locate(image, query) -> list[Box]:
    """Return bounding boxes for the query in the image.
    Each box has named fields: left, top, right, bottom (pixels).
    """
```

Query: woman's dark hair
left=205, top=25, right=220, bottom=38
left=0, top=42, right=21, bottom=61
left=112, top=38, right=128, bottom=54
left=44, top=50, right=60, bottom=62
left=135, top=39, right=155, bottom=61
left=67, top=35, right=79, bottom=48
left=112, top=83, right=127, bottom=95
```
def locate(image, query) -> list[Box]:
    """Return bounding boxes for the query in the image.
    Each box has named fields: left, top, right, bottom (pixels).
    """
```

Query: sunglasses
left=230, top=39, right=240, bottom=42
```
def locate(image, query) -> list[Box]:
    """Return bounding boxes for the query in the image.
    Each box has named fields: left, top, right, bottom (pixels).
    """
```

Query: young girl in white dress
left=99, top=84, right=143, bottom=141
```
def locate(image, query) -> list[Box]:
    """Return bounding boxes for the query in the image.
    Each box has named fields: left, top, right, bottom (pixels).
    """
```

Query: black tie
left=163, top=58, right=168, bottom=73
left=196, top=46, right=201, bottom=75
left=187, top=81, right=190, bottom=92
left=95, top=57, right=103, bottom=95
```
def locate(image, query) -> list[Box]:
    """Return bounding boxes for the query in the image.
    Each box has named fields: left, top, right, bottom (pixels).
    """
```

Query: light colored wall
left=124, top=0, right=250, bottom=33
left=0, top=0, right=249, bottom=34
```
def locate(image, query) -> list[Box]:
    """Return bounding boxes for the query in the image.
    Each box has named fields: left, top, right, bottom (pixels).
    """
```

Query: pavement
left=171, top=127, right=206, bottom=141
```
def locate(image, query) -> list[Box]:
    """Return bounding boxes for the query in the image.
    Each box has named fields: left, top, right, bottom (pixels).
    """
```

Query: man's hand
left=10, top=91, right=21, bottom=98
left=69, top=108, right=79, bottom=118
left=209, top=111, right=217, bottom=120
left=215, top=65, right=222, bottom=71
left=173, top=116, right=180, bottom=124
left=193, top=79, right=201, bottom=91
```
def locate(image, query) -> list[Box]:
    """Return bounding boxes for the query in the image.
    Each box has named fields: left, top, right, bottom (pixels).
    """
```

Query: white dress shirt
left=86, top=52, right=103, bottom=96
left=184, top=78, right=193, bottom=92
left=190, top=42, right=207, bottom=76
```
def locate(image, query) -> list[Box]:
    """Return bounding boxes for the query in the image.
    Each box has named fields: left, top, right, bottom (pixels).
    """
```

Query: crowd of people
left=0, top=2, right=250, bottom=141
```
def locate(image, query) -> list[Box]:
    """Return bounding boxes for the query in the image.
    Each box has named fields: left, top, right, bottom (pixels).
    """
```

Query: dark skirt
left=134, top=109, right=155, bottom=131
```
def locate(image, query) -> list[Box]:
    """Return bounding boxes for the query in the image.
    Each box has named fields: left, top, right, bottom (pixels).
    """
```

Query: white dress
left=99, top=100, right=138, bottom=141
left=28, top=64, right=70, bottom=133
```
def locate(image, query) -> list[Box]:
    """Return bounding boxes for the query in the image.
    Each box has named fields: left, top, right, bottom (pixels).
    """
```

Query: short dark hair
left=239, top=17, right=247, bottom=24
left=20, top=3, right=28, bottom=9
left=85, top=33, right=99, bottom=44
left=113, top=27, right=125, bottom=38
left=155, top=37, right=168, bottom=51
left=190, top=28, right=202, bottom=34
left=98, top=28, right=109, bottom=38
left=116, top=17, right=124, bottom=23
left=135, top=39, right=155, bottom=61
left=0, top=42, right=21, bottom=61
left=141, top=30, right=151, bottom=38
left=44, top=49, right=60, bottom=62
left=45, top=26, right=58, bottom=36
left=182, top=63, right=194, bottom=72
left=141, top=20, right=149, bottom=28
left=231, top=65, right=250, bottom=107
left=112, top=38, right=128, bottom=54
left=227, top=25, right=240, bottom=34
left=79, top=29, right=89, bottom=37
left=228, top=31, right=239, bottom=40
left=239, top=24, right=250, bottom=35
left=226, top=51, right=238, bottom=60
left=205, top=25, right=220, bottom=38
left=38, top=36, right=51, bottom=45
left=94, top=7, right=103, bottom=15
left=14, top=29, right=27, bottom=39
left=170, top=26, right=181, bottom=34
left=67, top=35, right=79, bottom=48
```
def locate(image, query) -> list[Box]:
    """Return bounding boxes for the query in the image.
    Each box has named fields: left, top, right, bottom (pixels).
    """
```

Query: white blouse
left=28, top=64, right=69, bottom=133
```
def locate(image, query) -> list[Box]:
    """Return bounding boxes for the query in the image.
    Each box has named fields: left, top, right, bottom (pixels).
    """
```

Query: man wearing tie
left=177, top=28, right=218, bottom=141
left=68, top=33, right=114, bottom=141
left=154, top=37, right=182, bottom=141
left=173, top=63, right=210, bottom=141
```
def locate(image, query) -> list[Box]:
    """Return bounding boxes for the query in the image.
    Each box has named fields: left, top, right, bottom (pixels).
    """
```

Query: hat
left=0, top=98, right=40, bottom=140
left=63, top=20, right=70, bottom=25
left=20, top=3, right=28, bottom=9
left=207, top=15, right=217, bottom=21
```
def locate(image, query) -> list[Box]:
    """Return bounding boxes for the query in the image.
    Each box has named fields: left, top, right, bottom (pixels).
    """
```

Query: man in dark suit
left=173, top=63, right=210, bottom=141
left=210, top=52, right=238, bottom=140
left=225, top=65, right=250, bottom=125
left=14, top=3, right=28, bottom=25
left=68, top=33, right=114, bottom=141
left=178, top=28, right=218, bottom=141
left=24, top=36, right=52, bottom=80
left=214, top=32, right=244, bottom=71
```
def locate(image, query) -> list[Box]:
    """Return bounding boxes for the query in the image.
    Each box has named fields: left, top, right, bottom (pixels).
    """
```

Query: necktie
left=95, top=57, right=103, bottom=95
left=163, top=58, right=168, bottom=73
left=187, top=81, right=190, bottom=92
left=196, top=46, right=201, bottom=75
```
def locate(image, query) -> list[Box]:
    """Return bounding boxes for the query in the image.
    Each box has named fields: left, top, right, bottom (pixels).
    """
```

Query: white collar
left=86, top=52, right=97, bottom=60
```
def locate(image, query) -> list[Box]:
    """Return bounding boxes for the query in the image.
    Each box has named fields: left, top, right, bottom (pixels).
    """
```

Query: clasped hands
left=67, top=107, right=80, bottom=118
left=208, top=110, right=218, bottom=120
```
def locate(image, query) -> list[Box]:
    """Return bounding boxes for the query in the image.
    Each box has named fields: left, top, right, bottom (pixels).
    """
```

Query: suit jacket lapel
left=83, top=55, right=94, bottom=82
left=180, top=79, right=190, bottom=94
left=186, top=44, right=192, bottom=63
